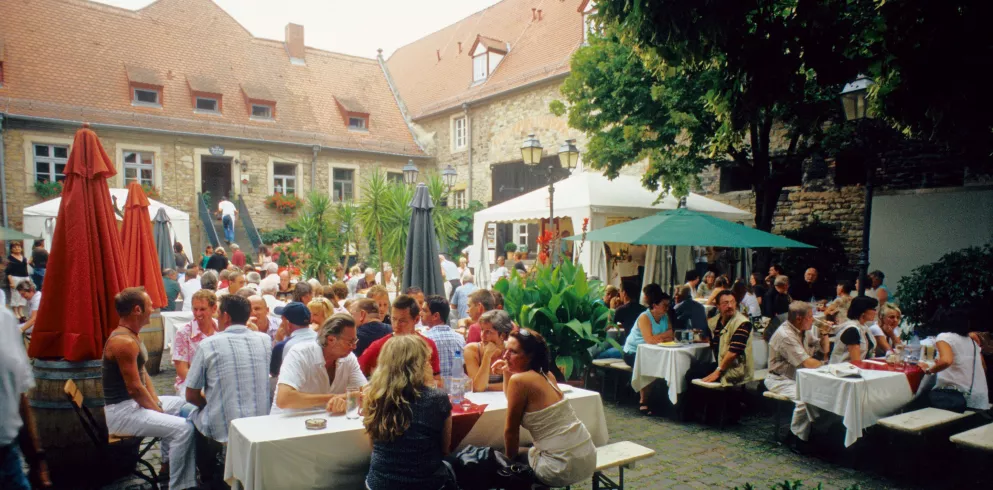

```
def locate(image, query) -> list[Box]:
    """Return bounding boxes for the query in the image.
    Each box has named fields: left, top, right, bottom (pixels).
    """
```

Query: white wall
left=869, top=188, right=993, bottom=294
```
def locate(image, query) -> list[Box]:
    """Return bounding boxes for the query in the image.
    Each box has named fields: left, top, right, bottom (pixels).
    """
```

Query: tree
left=288, top=192, right=339, bottom=282
left=358, top=169, right=390, bottom=263
left=553, top=1, right=874, bottom=267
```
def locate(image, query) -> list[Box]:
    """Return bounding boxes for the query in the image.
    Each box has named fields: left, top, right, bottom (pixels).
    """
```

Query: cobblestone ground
left=100, top=355, right=954, bottom=490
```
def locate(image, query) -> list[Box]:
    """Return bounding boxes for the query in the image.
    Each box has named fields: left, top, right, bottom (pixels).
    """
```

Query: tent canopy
left=471, top=171, right=751, bottom=287
left=23, top=187, right=192, bottom=258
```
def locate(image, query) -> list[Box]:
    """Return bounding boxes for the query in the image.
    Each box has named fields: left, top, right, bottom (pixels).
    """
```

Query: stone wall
left=2, top=120, right=419, bottom=253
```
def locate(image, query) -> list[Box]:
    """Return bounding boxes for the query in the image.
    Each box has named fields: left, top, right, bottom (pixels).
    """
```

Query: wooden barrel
left=140, top=312, right=164, bottom=375
left=29, top=359, right=115, bottom=488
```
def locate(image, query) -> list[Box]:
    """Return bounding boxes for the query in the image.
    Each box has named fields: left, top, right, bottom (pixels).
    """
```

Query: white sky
left=94, top=0, right=501, bottom=58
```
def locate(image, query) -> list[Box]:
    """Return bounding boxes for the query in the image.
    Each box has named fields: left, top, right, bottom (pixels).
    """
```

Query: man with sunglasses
left=270, top=313, right=367, bottom=415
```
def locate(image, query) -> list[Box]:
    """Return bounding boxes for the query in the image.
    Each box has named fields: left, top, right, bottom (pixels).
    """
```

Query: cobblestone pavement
left=99, top=357, right=947, bottom=490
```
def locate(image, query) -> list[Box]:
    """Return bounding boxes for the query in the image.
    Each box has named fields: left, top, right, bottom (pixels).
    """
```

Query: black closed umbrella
left=153, top=207, right=176, bottom=271
left=403, top=183, right=445, bottom=297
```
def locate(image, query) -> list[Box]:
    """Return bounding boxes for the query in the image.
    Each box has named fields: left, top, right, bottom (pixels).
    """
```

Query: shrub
left=265, top=193, right=303, bottom=214
left=504, top=242, right=518, bottom=253
left=34, top=181, right=63, bottom=199
left=260, top=228, right=299, bottom=245
left=896, top=243, right=993, bottom=328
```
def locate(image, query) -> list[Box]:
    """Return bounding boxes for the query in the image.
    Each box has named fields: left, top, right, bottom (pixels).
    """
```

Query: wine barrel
left=29, top=359, right=115, bottom=488
left=140, top=312, right=164, bottom=375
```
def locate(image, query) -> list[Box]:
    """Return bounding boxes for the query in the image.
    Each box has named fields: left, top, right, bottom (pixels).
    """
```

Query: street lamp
left=441, top=164, right=457, bottom=189
left=557, top=139, right=580, bottom=170
left=402, top=160, right=419, bottom=185
left=841, top=75, right=875, bottom=297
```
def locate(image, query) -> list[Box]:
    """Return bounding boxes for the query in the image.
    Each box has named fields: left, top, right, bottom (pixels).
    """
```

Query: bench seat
left=878, top=408, right=972, bottom=433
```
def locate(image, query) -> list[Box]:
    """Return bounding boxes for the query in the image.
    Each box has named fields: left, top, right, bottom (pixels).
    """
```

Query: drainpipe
left=463, top=103, right=472, bottom=201
left=0, top=114, right=7, bottom=227
left=311, top=145, right=320, bottom=192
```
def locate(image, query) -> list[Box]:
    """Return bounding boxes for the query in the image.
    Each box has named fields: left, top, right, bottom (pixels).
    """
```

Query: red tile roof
left=0, top=0, right=424, bottom=157
left=387, top=0, right=584, bottom=120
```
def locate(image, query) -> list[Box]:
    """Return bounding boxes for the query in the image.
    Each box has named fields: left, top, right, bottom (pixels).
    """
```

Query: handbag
left=447, top=445, right=538, bottom=490
left=927, top=342, right=977, bottom=413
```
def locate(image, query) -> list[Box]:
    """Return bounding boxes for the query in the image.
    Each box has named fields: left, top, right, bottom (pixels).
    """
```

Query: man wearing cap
left=270, top=302, right=317, bottom=378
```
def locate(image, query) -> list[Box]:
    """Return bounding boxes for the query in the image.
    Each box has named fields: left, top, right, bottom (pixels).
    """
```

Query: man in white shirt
left=1, top=309, right=50, bottom=489
left=271, top=314, right=366, bottom=415
left=16, top=281, right=41, bottom=334
left=216, top=196, right=237, bottom=244
left=180, top=265, right=201, bottom=312
left=490, top=256, right=509, bottom=285
left=439, top=254, right=461, bottom=300
left=247, top=295, right=280, bottom=342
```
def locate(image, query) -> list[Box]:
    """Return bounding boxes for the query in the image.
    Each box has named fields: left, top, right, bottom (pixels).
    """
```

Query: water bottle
left=450, top=350, right=465, bottom=404
left=453, top=349, right=464, bottom=378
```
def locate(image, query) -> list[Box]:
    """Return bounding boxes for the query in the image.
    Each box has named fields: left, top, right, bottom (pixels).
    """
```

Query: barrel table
left=140, top=312, right=165, bottom=374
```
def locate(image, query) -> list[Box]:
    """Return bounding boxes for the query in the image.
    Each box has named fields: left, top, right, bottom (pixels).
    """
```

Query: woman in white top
left=869, top=303, right=903, bottom=356
left=830, top=296, right=878, bottom=365
left=732, top=279, right=761, bottom=318
left=375, top=263, right=398, bottom=294
left=492, top=328, right=596, bottom=487
left=922, top=309, right=989, bottom=410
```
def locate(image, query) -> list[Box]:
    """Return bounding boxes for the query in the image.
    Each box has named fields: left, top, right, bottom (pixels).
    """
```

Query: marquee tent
left=471, top=171, right=751, bottom=287
left=23, top=187, right=192, bottom=260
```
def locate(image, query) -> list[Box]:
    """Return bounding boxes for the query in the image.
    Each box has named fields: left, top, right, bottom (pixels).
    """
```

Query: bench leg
left=772, top=400, right=782, bottom=444
left=592, top=467, right=626, bottom=490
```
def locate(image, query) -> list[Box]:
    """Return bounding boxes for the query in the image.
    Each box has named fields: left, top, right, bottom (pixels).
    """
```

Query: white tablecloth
left=224, top=387, right=609, bottom=490
left=631, top=343, right=714, bottom=404
left=160, top=311, right=192, bottom=349
left=796, top=368, right=914, bottom=447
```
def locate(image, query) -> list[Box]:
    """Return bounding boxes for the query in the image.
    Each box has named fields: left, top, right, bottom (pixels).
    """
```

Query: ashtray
left=305, top=418, right=327, bottom=430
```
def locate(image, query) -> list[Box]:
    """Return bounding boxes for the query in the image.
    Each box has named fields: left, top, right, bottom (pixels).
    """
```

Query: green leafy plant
left=265, top=193, right=303, bottom=214
left=141, top=184, right=160, bottom=200
left=448, top=200, right=484, bottom=257
left=34, top=181, right=63, bottom=199
left=259, top=227, right=299, bottom=245
left=201, top=190, right=213, bottom=210
left=504, top=242, right=518, bottom=253
left=425, top=172, right=458, bottom=252
left=493, top=260, right=619, bottom=380
left=358, top=169, right=390, bottom=263
left=286, top=192, right=339, bottom=281
left=335, top=201, right=360, bottom=262
left=379, top=182, right=415, bottom=287
left=896, top=243, right=993, bottom=329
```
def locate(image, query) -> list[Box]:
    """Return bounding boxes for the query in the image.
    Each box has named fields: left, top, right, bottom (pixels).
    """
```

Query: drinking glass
left=448, top=376, right=465, bottom=406
left=345, top=387, right=361, bottom=420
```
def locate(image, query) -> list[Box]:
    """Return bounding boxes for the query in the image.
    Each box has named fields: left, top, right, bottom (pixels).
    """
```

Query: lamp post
left=442, top=165, right=457, bottom=189
left=841, top=75, right=874, bottom=297
left=402, top=159, right=419, bottom=185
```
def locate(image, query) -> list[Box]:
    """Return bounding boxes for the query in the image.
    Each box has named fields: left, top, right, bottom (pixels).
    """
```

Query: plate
left=557, top=383, right=573, bottom=393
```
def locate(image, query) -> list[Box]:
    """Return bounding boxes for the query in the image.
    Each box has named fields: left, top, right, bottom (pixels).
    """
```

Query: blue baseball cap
left=274, top=302, right=311, bottom=326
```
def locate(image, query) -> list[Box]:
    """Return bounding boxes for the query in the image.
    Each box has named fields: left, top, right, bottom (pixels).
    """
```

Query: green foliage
left=34, top=181, right=63, bottom=199
left=896, top=244, right=993, bottom=329
left=200, top=190, right=212, bottom=210
left=378, top=183, right=415, bottom=287
left=779, top=219, right=852, bottom=282
left=335, top=201, right=360, bottom=259
left=358, top=169, right=390, bottom=262
left=287, top=192, right=339, bottom=282
left=448, top=201, right=484, bottom=258
left=504, top=242, right=518, bottom=253
left=259, top=227, right=299, bottom=245
left=425, top=173, right=459, bottom=252
left=492, top=260, right=619, bottom=380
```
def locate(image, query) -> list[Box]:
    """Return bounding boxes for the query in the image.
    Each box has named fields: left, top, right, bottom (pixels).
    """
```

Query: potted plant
left=519, top=245, right=529, bottom=259
left=265, top=193, right=304, bottom=214
left=493, top=259, right=620, bottom=382
left=34, top=181, right=63, bottom=199
left=504, top=241, right=518, bottom=260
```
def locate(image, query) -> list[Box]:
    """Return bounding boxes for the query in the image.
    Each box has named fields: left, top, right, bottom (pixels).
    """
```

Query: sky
left=94, top=0, right=502, bottom=58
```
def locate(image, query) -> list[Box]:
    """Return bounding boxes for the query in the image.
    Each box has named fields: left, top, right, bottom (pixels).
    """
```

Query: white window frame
left=472, top=53, right=488, bottom=82
left=132, top=87, right=160, bottom=106
left=348, top=116, right=367, bottom=130
left=272, top=163, right=298, bottom=196
left=195, top=96, right=220, bottom=113
left=123, top=150, right=155, bottom=187
left=332, top=168, right=355, bottom=203
left=514, top=222, right=529, bottom=247
left=451, top=189, right=467, bottom=209
left=33, top=144, right=69, bottom=183
left=251, top=103, right=273, bottom=120
left=452, top=116, right=467, bottom=150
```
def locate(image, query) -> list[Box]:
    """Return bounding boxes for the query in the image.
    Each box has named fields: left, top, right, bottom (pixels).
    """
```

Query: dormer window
left=468, top=35, right=507, bottom=83
left=241, top=82, right=277, bottom=121
left=126, top=64, right=163, bottom=107
left=188, top=75, right=223, bottom=115
left=335, top=96, right=370, bottom=131
left=251, top=103, right=273, bottom=119
left=196, top=96, right=219, bottom=112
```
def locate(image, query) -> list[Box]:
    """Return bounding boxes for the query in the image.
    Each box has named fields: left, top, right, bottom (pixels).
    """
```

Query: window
left=453, top=116, right=467, bottom=150
left=123, top=151, right=154, bottom=187
left=133, top=87, right=160, bottom=106
left=332, top=169, right=354, bottom=203
left=251, top=103, right=273, bottom=119
left=34, top=144, right=68, bottom=183
left=386, top=172, right=404, bottom=184
left=273, top=163, right=297, bottom=195
left=514, top=223, right=529, bottom=247
left=473, top=54, right=488, bottom=82
left=348, top=117, right=367, bottom=130
left=451, top=189, right=467, bottom=209
left=195, top=96, right=219, bottom=113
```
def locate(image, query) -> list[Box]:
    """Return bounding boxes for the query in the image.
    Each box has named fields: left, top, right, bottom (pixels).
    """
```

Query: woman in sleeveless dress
left=491, top=328, right=597, bottom=487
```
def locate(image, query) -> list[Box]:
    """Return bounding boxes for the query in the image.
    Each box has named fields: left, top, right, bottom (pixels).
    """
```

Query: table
left=631, top=343, right=714, bottom=404
left=160, top=311, right=192, bottom=349
left=224, top=387, right=609, bottom=490
left=796, top=365, right=933, bottom=447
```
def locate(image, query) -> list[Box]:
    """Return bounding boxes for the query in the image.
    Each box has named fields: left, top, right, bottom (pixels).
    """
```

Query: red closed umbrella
left=121, top=181, right=167, bottom=309
left=29, top=126, right=129, bottom=361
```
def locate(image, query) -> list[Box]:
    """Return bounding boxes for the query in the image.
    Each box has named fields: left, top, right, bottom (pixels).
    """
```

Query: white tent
left=471, top=171, right=751, bottom=287
left=22, top=187, right=193, bottom=260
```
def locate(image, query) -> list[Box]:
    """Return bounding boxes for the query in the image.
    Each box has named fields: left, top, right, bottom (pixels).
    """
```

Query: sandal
left=638, top=405, right=651, bottom=415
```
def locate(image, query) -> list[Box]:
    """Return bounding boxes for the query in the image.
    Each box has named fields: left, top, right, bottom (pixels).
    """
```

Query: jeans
left=31, top=268, right=45, bottom=290
left=195, top=428, right=229, bottom=489
left=0, top=444, right=30, bottom=490
left=222, top=215, right=234, bottom=243
left=105, top=396, right=196, bottom=490
left=596, top=347, right=622, bottom=360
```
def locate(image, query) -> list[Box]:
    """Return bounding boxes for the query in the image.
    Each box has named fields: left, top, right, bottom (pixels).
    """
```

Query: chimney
left=437, top=49, right=442, bottom=61
left=285, top=23, right=305, bottom=63
left=457, top=41, right=463, bottom=54
left=532, top=8, right=537, bottom=20
left=537, top=9, right=543, bottom=21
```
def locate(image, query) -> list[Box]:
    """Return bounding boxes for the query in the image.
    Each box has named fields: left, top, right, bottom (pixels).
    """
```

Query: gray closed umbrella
left=403, top=183, right=445, bottom=297
left=153, top=208, right=176, bottom=271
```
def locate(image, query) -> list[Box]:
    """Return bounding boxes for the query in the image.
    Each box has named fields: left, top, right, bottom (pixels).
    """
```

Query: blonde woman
left=308, top=297, right=335, bottom=331
left=870, top=303, right=903, bottom=355
left=363, top=335, right=455, bottom=490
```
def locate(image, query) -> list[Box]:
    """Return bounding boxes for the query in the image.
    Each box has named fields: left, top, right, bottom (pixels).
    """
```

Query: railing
left=197, top=192, right=220, bottom=249
left=237, top=194, right=263, bottom=254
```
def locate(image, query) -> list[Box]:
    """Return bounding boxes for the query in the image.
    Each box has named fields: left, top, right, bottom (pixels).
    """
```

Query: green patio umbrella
left=0, top=226, right=39, bottom=241
left=567, top=208, right=814, bottom=248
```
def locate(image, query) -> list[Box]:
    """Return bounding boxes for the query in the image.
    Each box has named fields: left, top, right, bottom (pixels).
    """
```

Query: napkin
left=658, top=341, right=682, bottom=347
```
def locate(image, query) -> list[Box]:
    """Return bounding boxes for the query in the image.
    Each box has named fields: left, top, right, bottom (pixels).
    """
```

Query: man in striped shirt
left=698, top=290, right=754, bottom=386
left=186, top=294, right=272, bottom=485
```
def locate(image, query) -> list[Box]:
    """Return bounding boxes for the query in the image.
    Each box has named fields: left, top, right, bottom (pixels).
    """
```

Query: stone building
left=0, top=0, right=425, bottom=253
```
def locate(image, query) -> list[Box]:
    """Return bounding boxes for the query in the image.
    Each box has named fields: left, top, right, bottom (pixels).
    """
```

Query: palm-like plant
left=288, top=191, right=338, bottom=282
left=357, top=169, right=389, bottom=262
left=380, top=182, right=415, bottom=286
left=425, top=173, right=458, bottom=253
left=335, top=201, right=360, bottom=268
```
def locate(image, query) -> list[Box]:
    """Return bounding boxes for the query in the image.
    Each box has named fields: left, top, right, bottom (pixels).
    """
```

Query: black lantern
left=840, top=75, right=874, bottom=121
left=557, top=139, right=580, bottom=170
left=402, top=160, right=419, bottom=185
left=442, top=164, right=457, bottom=189
left=520, top=133, right=543, bottom=165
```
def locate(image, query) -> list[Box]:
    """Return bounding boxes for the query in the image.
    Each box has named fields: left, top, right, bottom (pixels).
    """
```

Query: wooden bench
left=762, top=390, right=793, bottom=443
left=590, top=441, right=655, bottom=490
left=690, top=378, right=750, bottom=428
left=950, top=423, right=993, bottom=453
left=585, top=359, right=632, bottom=402
left=878, top=408, right=973, bottom=434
